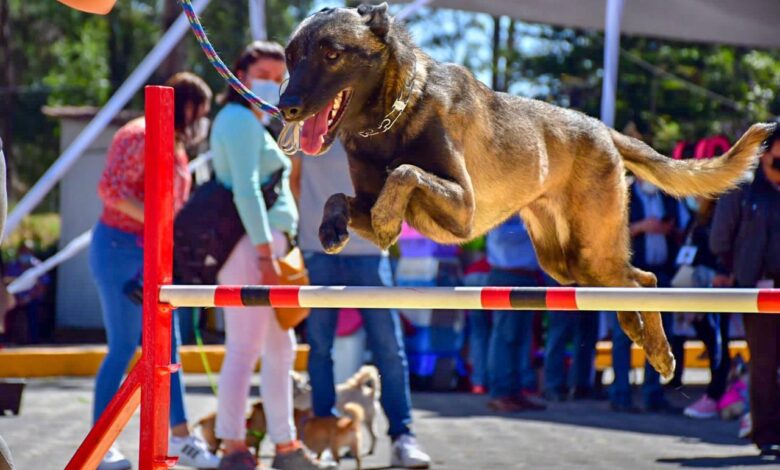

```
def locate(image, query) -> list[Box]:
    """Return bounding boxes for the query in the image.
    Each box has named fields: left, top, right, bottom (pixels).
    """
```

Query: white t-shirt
left=298, top=140, right=383, bottom=256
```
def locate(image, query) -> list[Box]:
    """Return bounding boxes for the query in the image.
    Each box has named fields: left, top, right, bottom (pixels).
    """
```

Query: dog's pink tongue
left=300, top=102, right=333, bottom=155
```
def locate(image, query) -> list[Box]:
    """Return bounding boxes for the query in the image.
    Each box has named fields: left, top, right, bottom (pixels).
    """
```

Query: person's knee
left=105, top=339, right=138, bottom=364
left=224, top=342, right=263, bottom=367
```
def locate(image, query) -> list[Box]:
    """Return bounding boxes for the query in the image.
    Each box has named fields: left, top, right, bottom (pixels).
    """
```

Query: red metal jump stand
left=66, top=85, right=177, bottom=470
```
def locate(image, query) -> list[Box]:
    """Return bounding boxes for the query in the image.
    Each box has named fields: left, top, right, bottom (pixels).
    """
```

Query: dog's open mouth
left=300, top=88, right=353, bottom=155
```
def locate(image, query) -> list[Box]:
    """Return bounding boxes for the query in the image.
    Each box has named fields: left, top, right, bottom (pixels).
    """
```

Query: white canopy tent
left=414, top=0, right=780, bottom=127
left=431, top=0, right=780, bottom=49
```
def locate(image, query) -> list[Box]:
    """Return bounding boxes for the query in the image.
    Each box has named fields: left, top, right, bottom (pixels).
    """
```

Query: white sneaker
left=168, top=435, right=220, bottom=468
left=98, top=445, right=132, bottom=470
left=738, top=413, right=752, bottom=439
left=391, top=434, right=431, bottom=469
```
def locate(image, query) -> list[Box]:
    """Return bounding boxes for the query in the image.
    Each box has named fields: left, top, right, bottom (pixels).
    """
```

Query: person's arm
left=219, top=113, right=280, bottom=282
left=709, top=190, right=742, bottom=286
left=97, top=130, right=146, bottom=222
left=112, top=196, right=144, bottom=223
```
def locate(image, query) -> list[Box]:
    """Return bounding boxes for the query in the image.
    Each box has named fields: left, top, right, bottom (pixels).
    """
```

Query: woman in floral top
left=89, top=72, right=219, bottom=470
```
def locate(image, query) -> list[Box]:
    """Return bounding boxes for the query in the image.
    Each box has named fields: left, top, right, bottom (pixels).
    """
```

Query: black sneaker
left=217, top=450, right=257, bottom=470
left=759, top=444, right=780, bottom=458
left=644, top=399, right=683, bottom=415
left=271, top=448, right=336, bottom=470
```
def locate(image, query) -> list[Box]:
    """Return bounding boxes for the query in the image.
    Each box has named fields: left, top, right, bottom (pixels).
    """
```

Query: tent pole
left=600, top=0, right=624, bottom=128
left=249, top=0, right=267, bottom=41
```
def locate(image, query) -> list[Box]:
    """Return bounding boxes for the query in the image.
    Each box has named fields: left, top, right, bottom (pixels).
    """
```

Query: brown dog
left=197, top=371, right=312, bottom=454
left=198, top=401, right=312, bottom=455
left=303, top=402, right=364, bottom=470
left=278, top=3, right=776, bottom=377
left=335, top=365, right=380, bottom=455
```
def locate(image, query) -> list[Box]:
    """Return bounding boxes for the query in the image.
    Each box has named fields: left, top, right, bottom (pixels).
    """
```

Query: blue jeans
left=544, top=311, right=599, bottom=395
left=304, top=253, right=412, bottom=438
left=609, top=312, right=672, bottom=407
left=693, top=313, right=731, bottom=400
left=467, top=310, right=490, bottom=387
left=89, top=222, right=187, bottom=426
left=487, top=269, right=538, bottom=398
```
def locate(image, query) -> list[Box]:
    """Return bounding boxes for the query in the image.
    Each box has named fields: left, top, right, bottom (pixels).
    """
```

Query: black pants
left=743, top=312, right=780, bottom=447
left=693, top=313, right=731, bottom=400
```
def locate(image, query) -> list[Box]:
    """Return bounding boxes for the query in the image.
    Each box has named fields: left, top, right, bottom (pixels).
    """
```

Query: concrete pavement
left=0, top=375, right=775, bottom=470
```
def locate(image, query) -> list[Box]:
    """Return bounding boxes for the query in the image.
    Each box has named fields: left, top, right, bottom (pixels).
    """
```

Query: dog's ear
left=357, top=2, right=391, bottom=39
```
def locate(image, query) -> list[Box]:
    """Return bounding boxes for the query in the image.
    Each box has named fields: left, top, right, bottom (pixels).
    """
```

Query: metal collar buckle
left=358, top=58, right=417, bottom=139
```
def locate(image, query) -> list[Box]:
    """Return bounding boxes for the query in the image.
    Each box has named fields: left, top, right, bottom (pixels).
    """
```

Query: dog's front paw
left=319, top=217, right=350, bottom=254
left=370, top=208, right=402, bottom=250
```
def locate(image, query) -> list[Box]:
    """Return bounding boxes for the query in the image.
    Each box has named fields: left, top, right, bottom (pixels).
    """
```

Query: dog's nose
left=278, top=95, right=304, bottom=121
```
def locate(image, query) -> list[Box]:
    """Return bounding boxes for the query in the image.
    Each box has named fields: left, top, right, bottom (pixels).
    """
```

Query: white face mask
left=251, top=79, right=280, bottom=106
left=251, top=79, right=280, bottom=125
left=638, top=181, right=659, bottom=195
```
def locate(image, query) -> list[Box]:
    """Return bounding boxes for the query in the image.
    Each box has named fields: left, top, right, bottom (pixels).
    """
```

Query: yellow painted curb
left=594, top=340, right=749, bottom=371
left=0, top=344, right=310, bottom=378
left=0, top=340, right=748, bottom=377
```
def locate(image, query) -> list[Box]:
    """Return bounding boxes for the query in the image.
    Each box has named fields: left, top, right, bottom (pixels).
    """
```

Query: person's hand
left=642, top=217, right=673, bottom=235
left=256, top=243, right=281, bottom=285
left=712, top=274, right=735, bottom=287
left=258, top=258, right=281, bottom=285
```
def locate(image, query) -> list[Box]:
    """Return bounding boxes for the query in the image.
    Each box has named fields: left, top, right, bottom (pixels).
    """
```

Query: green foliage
left=0, top=0, right=313, bottom=210
left=415, top=11, right=780, bottom=151
left=42, top=16, right=111, bottom=106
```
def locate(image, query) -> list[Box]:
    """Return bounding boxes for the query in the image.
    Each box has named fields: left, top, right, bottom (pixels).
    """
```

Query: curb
left=0, top=344, right=310, bottom=378
left=594, top=340, right=749, bottom=371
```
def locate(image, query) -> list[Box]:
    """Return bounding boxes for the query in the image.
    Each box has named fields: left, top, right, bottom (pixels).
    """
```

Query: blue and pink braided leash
left=180, top=0, right=303, bottom=154
left=180, top=0, right=281, bottom=119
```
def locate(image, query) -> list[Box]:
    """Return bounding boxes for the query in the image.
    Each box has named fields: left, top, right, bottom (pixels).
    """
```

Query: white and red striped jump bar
left=158, top=286, right=780, bottom=313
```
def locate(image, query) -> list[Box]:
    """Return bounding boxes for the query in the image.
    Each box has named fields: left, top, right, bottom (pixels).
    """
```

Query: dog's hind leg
left=522, top=200, right=645, bottom=346
left=520, top=202, right=575, bottom=285
left=561, top=155, right=674, bottom=377
left=371, top=163, right=475, bottom=249
left=628, top=266, right=675, bottom=378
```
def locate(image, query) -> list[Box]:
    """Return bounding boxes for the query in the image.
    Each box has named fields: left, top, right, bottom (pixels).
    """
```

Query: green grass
left=3, top=212, right=61, bottom=258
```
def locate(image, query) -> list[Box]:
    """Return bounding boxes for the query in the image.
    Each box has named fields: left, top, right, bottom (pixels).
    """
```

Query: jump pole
left=66, top=86, right=177, bottom=470
left=159, top=285, right=780, bottom=313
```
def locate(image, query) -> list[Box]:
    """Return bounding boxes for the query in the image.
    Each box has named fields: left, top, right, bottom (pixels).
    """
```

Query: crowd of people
left=27, top=37, right=775, bottom=470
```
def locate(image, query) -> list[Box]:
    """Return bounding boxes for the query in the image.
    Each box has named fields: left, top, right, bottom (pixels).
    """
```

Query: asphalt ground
left=0, top=373, right=776, bottom=470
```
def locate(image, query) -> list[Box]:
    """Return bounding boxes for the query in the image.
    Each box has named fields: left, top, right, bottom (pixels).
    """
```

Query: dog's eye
left=325, top=50, right=340, bottom=61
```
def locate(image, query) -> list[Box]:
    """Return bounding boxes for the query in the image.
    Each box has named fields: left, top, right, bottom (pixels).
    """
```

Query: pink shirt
left=97, top=118, right=191, bottom=236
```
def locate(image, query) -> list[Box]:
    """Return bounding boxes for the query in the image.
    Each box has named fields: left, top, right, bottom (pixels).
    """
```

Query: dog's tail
left=611, top=122, right=775, bottom=198
left=340, top=402, right=365, bottom=428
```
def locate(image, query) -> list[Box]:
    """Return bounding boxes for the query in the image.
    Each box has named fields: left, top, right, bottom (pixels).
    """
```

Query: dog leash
left=180, top=0, right=281, bottom=119
left=181, top=0, right=304, bottom=155
left=193, top=310, right=220, bottom=396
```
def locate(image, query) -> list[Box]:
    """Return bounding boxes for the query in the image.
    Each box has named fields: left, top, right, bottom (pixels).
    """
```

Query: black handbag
left=172, top=168, right=284, bottom=285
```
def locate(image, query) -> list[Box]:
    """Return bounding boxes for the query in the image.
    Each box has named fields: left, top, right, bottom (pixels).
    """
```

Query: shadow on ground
left=657, top=455, right=779, bottom=467
left=410, top=387, right=746, bottom=447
